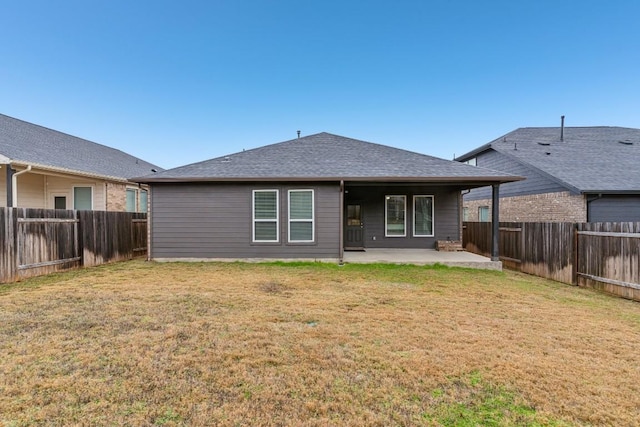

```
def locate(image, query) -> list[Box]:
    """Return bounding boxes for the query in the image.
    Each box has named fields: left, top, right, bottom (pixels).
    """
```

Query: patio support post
left=5, top=164, right=14, bottom=207
left=339, top=180, right=344, bottom=264
left=491, top=183, right=500, bottom=261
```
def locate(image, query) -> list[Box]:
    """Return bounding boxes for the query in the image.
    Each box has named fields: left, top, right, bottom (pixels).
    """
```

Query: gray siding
left=464, top=150, right=568, bottom=201
left=345, top=185, right=460, bottom=249
left=588, top=196, right=640, bottom=222
left=151, top=183, right=340, bottom=259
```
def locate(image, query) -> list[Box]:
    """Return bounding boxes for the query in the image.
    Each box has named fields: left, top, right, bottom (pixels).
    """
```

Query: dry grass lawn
left=1, top=260, right=640, bottom=426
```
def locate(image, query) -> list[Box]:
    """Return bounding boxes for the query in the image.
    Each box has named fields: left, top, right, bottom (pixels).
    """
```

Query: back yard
left=1, top=261, right=639, bottom=426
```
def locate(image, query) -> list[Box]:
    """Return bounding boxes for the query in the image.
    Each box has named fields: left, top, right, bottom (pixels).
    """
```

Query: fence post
left=491, top=184, right=500, bottom=261
left=572, top=223, right=579, bottom=285
left=0, top=208, right=18, bottom=283
left=76, top=210, right=83, bottom=267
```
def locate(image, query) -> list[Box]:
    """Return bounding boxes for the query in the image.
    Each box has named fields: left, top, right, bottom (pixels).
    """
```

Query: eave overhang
left=582, top=190, right=640, bottom=195
left=133, top=175, right=524, bottom=186
left=6, top=160, right=132, bottom=183
left=454, top=143, right=493, bottom=162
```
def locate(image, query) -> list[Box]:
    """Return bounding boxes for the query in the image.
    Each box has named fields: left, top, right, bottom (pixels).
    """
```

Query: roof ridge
left=0, top=112, right=159, bottom=167
left=200, top=131, right=453, bottom=167
left=516, top=125, right=637, bottom=130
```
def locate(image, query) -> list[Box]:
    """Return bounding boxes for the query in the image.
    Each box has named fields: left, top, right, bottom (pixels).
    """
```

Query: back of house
left=455, top=125, right=640, bottom=222
left=0, top=113, right=162, bottom=211
left=135, top=132, right=521, bottom=262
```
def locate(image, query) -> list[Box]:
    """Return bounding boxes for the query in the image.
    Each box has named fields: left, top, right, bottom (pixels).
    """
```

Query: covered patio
left=342, top=248, right=501, bottom=270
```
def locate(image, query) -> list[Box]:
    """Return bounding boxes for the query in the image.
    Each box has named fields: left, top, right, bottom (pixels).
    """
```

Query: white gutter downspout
left=12, top=165, right=32, bottom=207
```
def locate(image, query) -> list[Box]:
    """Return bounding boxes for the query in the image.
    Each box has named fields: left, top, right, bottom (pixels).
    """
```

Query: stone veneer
left=464, top=191, right=587, bottom=222
left=106, top=182, right=127, bottom=212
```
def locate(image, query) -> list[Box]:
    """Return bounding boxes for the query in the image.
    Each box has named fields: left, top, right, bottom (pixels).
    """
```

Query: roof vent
left=222, top=156, right=231, bottom=162
left=619, top=140, right=633, bottom=145
left=537, top=142, right=551, bottom=146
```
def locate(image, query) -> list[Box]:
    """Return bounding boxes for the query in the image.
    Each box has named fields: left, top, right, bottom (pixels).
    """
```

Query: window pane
left=253, top=190, right=278, bottom=242
left=385, top=195, right=405, bottom=236
left=289, top=191, right=312, bottom=220
left=254, top=191, right=277, bottom=219
left=347, top=205, right=361, bottom=226
left=140, top=190, right=148, bottom=213
left=126, top=189, right=137, bottom=212
left=255, top=222, right=277, bottom=241
left=414, top=196, right=433, bottom=236
left=479, top=206, right=490, bottom=222
left=290, top=222, right=313, bottom=241
left=54, top=196, right=67, bottom=210
left=74, top=187, right=92, bottom=210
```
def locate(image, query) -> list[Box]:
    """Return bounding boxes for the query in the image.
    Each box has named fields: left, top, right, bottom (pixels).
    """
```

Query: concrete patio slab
left=343, top=249, right=502, bottom=271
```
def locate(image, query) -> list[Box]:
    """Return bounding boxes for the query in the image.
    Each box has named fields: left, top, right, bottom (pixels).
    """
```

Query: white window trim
left=50, top=192, right=69, bottom=210
left=288, top=189, right=315, bottom=243
left=385, top=195, right=406, bottom=237
left=252, top=189, right=279, bottom=243
left=413, top=195, right=435, bottom=237
left=72, top=185, right=94, bottom=210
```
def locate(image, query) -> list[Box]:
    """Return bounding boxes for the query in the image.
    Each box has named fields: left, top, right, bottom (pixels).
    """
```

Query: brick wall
left=106, top=182, right=126, bottom=211
left=463, top=191, right=587, bottom=222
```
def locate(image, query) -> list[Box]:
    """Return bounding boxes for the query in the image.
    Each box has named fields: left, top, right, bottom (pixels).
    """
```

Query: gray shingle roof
left=456, top=127, right=640, bottom=193
left=0, top=113, right=162, bottom=180
left=136, top=132, right=519, bottom=183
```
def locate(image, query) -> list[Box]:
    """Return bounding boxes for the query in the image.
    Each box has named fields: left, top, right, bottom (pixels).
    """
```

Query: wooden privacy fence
left=576, top=222, right=640, bottom=301
left=0, top=208, right=147, bottom=283
left=463, top=221, right=640, bottom=301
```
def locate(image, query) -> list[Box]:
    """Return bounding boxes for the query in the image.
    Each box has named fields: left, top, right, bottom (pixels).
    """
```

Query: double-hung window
left=288, top=190, right=314, bottom=242
left=385, top=195, right=406, bottom=237
left=253, top=190, right=279, bottom=242
left=413, top=195, right=434, bottom=237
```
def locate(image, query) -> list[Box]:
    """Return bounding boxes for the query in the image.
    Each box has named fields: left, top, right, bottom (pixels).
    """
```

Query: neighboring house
left=135, top=132, right=520, bottom=262
left=0, top=113, right=162, bottom=211
left=455, top=126, right=640, bottom=223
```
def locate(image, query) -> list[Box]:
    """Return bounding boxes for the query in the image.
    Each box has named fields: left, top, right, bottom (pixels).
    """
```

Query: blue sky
left=2, top=1, right=639, bottom=169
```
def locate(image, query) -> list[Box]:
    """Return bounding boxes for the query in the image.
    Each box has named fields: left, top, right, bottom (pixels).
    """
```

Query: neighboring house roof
left=455, top=127, right=640, bottom=194
left=0, top=113, right=162, bottom=181
left=135, top=132, right=521, bottom=185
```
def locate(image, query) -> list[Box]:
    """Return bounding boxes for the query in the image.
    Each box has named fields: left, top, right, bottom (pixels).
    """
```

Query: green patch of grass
left=427, top=372, right=568, bottom=427
left=260, top=260, right=339, bottom=268
left=154, top=407, right=183, bottom=426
